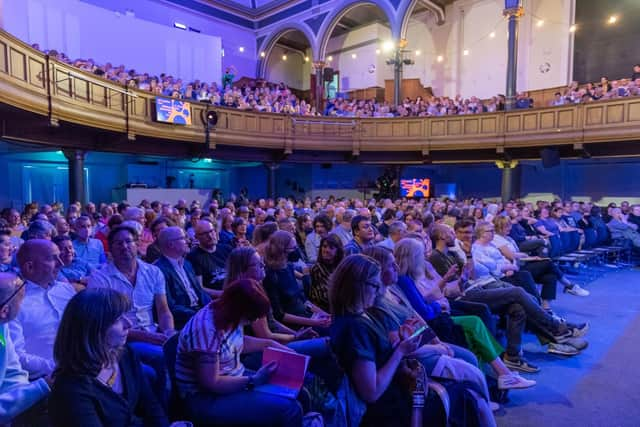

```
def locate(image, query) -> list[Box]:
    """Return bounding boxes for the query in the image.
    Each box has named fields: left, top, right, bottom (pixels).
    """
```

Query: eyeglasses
left=0, top=275, right=25, bottom=308
left=365, top=280, right=382, bottom=292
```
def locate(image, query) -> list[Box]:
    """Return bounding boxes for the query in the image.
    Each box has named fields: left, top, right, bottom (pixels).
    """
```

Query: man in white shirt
left=88, top=225, right=174, bottom=406
left=9, top=240, right=76, bottom=379
left=0, top=271, right=51, bottom=424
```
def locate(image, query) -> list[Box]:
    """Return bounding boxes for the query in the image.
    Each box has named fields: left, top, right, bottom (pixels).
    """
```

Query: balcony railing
left=1, top=29, right=639, bottom=155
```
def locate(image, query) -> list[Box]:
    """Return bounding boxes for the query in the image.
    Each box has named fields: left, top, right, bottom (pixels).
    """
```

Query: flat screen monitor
left=155, top=97, right=192, bottom=125
left=400, top=178, right=430, bottom=198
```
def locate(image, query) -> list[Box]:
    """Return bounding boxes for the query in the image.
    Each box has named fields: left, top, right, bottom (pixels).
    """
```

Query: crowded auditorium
left=0, top=0, right=639, bottom=426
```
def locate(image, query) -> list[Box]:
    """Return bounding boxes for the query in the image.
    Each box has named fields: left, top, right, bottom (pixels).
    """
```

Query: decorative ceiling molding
left=197, top=0, right=303, bottom=20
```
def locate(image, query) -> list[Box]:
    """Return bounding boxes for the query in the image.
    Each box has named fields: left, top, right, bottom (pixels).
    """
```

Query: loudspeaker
left=323, top=67, right=334, bottom=82
left=540, top=148, right=560, bottom=168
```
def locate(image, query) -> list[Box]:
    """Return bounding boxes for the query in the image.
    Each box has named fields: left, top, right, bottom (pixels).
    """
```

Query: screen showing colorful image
left=400, top=178, right=431, bottom=198
left=155, top=97, right=192, bottom=125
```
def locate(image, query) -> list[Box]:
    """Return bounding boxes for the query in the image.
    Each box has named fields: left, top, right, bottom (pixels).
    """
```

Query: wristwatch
left=245, top=375, right=256, bottom=391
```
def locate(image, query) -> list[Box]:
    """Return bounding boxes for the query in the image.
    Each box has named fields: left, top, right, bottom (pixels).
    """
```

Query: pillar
left=504, top=1, right=523, bottom=111
left=264, top=162, right=279, bottom=200
left=312, top=61, right=325, bottom=114
left=393, top=48, right=402, bottom=106
left=63, top=149, right=87, bottom=206
left=496, top=160, right=519, bottom=203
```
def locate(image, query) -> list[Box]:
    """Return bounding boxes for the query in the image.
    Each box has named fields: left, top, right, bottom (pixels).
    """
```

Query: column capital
left=312, top=61, right=326, bottom=71
left=503, top=6, right=524, bottom=17
left=495, top=160, right=519, bottom=169
left=62, top=149, right=87, bottom=162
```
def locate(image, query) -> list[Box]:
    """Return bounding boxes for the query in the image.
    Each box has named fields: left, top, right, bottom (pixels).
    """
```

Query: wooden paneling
left=1, top=29, right=640, bottom=156
left=0, top=41, right=7, bottom=73
left=9, top=48, right=26, bottom=81
left=28, top=57, right=45, bottom=88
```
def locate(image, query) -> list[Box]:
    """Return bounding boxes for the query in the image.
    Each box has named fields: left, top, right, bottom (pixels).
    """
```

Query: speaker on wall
left=540, top=148, right=560, bottom=168
left=323, top=67, right=334, bottom=82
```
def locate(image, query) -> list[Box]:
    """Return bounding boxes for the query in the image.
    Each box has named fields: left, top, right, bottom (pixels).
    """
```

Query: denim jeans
left=184, top=389, right=303, bottom=427
left=461, top=284, right=561, bottom=355
left=128, top=341, right=169, bottom=409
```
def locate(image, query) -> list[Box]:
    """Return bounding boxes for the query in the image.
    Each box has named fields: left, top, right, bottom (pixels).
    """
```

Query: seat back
left=162, top=334, right=182, bottom=420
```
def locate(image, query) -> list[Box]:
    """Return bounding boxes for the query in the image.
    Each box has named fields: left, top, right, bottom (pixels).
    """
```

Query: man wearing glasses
left=187, top=219, right=226, bottom=299
left=0, top=271, right=51, bottom=423
left=154, top=226, right=211, bottom=329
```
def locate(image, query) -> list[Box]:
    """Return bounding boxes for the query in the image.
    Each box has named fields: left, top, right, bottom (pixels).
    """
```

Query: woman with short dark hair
left=49, top=288, right=169, bottom=427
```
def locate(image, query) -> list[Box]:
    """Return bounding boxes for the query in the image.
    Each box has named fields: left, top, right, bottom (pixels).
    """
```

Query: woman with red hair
left=176, top=278, right=302, bottom=426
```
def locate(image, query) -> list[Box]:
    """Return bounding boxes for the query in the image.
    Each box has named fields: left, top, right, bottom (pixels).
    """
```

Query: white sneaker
left=565, top=284, right=590, bottom=296
left=498, top=372, right=537, bottom=390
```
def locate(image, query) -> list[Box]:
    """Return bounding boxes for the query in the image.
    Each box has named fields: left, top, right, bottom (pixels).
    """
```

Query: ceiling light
left=173, top=22, right=187, bottom=30
left=327, top=55, right=333, bottom=61
left=437, top=55, right=444, bottom=63
left=238, top=46, right=245, bottom=52
left=282, top=54, right=287, bottom=61
left=382, top=40, right=394, bottom=52
left=569, top=24, right=577, bottom=33
left=536, top=19, right=544, bottom=28
left=304, top=56, right=309, bottom=62
left=260, top=51, right=265, bottom=57
left=351, top=53, right=357, bottom=59
left=463, top=49, right=469, bottom=56
left=489, top=31, right=496, bottom=38
left=375, top=49, right=381, bottom=55
left=608, top=15, right=618, bottom=24
left=415, top=50, right=421, bottom=56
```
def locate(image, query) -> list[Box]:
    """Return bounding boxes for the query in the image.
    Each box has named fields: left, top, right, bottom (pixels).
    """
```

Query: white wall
left=404, top=0, right=573, bottom=98
left=326, top=22, right=392, bottom=91
left=1, top=0, right=266, bottom=84
left=267, top=45, right=307, bottom=90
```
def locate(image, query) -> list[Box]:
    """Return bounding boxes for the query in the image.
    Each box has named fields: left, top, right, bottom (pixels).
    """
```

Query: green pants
left=452, top=315, right=504, bottom=363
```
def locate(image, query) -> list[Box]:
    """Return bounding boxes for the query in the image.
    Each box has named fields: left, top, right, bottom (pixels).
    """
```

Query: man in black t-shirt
left=186, top=219, right=226, bottom=298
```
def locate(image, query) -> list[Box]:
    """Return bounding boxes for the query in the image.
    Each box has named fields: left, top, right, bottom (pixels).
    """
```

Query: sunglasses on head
left=0, top=273, right=26, bottom=308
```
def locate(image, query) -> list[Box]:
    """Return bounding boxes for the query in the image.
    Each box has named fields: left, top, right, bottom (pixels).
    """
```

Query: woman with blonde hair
left=395, top=237, right=535, bottom=391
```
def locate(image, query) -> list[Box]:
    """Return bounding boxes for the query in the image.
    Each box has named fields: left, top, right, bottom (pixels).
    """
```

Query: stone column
left=504, top=1, right=523, bottom=111
left=393, top=48, right=402, bottom=106
left=63, top=149, right=87, bottom=206
left=496, top=160, right=519, bottom=203
left=264, top=162, right=279, bottom=200
left=312, top=61, right=325, bottom=114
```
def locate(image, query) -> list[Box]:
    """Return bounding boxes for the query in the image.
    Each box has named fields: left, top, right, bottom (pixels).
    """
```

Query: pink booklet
left=255, top=347, right=310, bottom=398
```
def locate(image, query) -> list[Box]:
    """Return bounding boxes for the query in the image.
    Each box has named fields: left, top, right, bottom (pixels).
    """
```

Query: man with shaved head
left=186, top=219, right=226, bottom=298
left=0, top=271, right=50, bottom=423
left=9, top=240, right=76, bottom=378
left=154, top=227, right=211, bottom=328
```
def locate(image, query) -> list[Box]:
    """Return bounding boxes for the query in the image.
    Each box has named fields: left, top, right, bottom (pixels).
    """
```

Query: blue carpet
left=495, top=268, right=640, bottom=427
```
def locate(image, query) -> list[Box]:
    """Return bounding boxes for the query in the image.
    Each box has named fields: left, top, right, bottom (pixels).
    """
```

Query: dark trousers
left=503, top=271, right=542, bottom=304
left=517, top=238, right=547, bottom=256
left=521, top=260, right=559, bottom=301
left=460, top=284, right=561, bottom=356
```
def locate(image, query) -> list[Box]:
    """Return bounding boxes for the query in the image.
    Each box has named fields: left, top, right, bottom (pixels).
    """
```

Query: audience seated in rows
left=32, top=45, right=640, bottom=120
left=1, top=193, right=637, bottom=425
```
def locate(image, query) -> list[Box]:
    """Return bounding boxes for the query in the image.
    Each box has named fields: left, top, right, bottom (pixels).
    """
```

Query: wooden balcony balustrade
left=1, top=29, right=639, bottom=159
